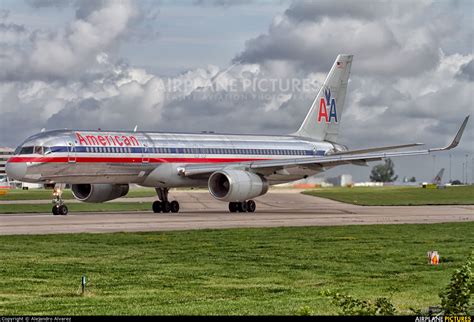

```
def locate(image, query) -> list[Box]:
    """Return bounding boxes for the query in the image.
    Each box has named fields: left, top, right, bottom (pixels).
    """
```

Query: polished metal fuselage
left=9, top=129, right=340, bottom=187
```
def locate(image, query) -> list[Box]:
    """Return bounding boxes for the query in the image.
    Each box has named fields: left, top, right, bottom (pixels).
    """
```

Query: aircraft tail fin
left=432, top=168, right=445, bottom=185
left=294, top=54, right=353, bottom=141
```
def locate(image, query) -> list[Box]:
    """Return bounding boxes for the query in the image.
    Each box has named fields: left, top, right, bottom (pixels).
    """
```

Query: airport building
left=0, top=147, right=14, bottom=187
left=0, top=147, right=13, bottom=177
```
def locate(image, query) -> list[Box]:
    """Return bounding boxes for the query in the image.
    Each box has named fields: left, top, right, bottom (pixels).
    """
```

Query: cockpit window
left=18, top=146, right=34, bottom=155
left=34, top=146, right=43, bottom=154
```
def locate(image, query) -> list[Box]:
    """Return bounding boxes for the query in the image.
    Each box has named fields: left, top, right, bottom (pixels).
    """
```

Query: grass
left=0, top=222, right=473, bottom=315
left=303, top=186, right=474, bottom=206
left=0, top=202, right=153, bottom=214
left=0, top=188, right=157, bottom=201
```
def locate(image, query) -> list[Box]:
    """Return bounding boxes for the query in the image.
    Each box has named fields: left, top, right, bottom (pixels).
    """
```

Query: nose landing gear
left=153, top=188, right=180, bottom=213
left=52, top=184, right=68, bottom=216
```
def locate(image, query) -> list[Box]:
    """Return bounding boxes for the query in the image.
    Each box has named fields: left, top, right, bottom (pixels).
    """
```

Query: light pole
left=449, top=154, right=452, bottom=183
left=471, top=157, right=474, bottom=184
left=466, top=154, right=469, bottom=184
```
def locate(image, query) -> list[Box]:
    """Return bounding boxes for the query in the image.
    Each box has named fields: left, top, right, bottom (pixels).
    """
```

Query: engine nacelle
left=71, top=184, right=129, bottom=203
left=208, top=170, right=268, bottom=202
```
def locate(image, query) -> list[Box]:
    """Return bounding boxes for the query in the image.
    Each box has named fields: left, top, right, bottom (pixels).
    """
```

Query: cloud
left=193, top=0, right=256, bottom=7
left=457, top=59, right=474, bottom=81
left=1, top=0, right=138, bottom=81
left=25, top=0, right=73, bottom=8
left=284, top=0, right=394, bottom=22
left=0, top=9, right=9, bottom=20
left=0, top=22, right=28, bottom=43
left=234, top=1, right=463, bottom=78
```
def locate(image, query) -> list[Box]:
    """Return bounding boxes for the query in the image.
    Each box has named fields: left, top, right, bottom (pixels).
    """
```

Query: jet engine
left=71, top=184, right=129, bottom=203
left=208, top=170, right=268, bottom=202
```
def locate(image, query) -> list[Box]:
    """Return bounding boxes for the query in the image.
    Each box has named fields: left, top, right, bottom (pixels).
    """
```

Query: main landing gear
left=152, top=188, right=180, bottom=213
left=228, top=200, right=256, bottom=213
left=52, top=185, right=68, bottom=216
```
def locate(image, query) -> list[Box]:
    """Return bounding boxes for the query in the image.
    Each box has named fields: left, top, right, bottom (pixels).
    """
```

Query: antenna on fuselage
left=40, top=128, right=45, bottom=132
left=133, top=125, right=138, bottom=132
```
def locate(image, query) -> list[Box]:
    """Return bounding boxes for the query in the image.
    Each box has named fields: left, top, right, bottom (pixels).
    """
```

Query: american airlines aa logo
left=317, top=87, right=338, bottom=123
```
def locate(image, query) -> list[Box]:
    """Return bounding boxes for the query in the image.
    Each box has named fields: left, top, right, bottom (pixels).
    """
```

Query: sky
left=0, top=0, right=473, bottom=183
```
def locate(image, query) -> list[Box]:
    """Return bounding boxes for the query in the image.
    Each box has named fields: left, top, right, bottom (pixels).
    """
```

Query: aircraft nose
left=6, top=161, right=27, bottom=181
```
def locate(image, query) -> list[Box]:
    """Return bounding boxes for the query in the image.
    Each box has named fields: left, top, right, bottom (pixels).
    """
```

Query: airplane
left=5, top=54, right=470, bottom=216
left=432, top=168, right=445, bottom=185
left=421, top=168, right=445, bottom=188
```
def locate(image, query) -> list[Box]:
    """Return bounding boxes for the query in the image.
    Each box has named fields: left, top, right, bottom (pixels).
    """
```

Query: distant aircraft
left=432, top=168, right=445, bottom=185
left=421, top=168, right=446, bottom=188
left=6, top=55, right=470, bottom=215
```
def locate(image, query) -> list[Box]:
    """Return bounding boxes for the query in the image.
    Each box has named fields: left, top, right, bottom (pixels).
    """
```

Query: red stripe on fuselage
left=8, top=156, right=268, bottom=163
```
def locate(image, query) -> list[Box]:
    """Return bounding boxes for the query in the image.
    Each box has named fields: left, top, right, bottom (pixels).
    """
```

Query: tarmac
left=0, top=190, right=473, bottom=235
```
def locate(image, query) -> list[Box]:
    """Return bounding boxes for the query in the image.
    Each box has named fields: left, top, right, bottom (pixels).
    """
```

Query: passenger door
left=142, top=144, right=150, bottom=164
left=67, top=141, right=76, bottom=163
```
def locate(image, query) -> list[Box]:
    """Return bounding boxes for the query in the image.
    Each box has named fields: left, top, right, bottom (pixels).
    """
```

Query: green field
left=0, top=223, right=472, bottom=315
left=303, top=186, right=474, bottom=206
left=0, top=202, right=153, bottom=214
left=0, top=188, right=157, bottom=201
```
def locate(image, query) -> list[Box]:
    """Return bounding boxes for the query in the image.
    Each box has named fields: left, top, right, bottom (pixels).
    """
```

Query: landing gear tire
left=246, top=200, right=256, bottom=213
left=229, top=202, right=238, bottom=213
left=237, top=201, right=248, bottom=212
left=229, top=200, right=256, bottom=213
left=153, top=188, right=180, bottom=213
left=170, top=200, right=180, bottom=213
left=162, top=201, right=171, bottom=213
left=51, top=184, right=67, bottom=216
left=58, top=205, right=68, bottom=216
left=152, top=201, right=162, bottom=213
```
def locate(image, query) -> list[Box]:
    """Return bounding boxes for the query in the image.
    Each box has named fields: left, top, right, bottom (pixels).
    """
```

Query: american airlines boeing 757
left=6, top=55, right=469, bottom=215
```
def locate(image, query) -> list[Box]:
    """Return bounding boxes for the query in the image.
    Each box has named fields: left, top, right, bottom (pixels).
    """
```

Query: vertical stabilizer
left=432, top=168, right=445, bottom=185
left=294, top=54, right=353, bottom=141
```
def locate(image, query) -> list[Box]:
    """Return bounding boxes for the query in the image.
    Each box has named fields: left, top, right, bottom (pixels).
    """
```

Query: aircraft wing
left=329, top=143, right=424, bottom=156
left=180, top=115, right=469, bottom=177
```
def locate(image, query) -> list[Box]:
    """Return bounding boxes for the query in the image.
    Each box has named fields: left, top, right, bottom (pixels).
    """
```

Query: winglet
left=430, top=115, right=470, bottom=152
